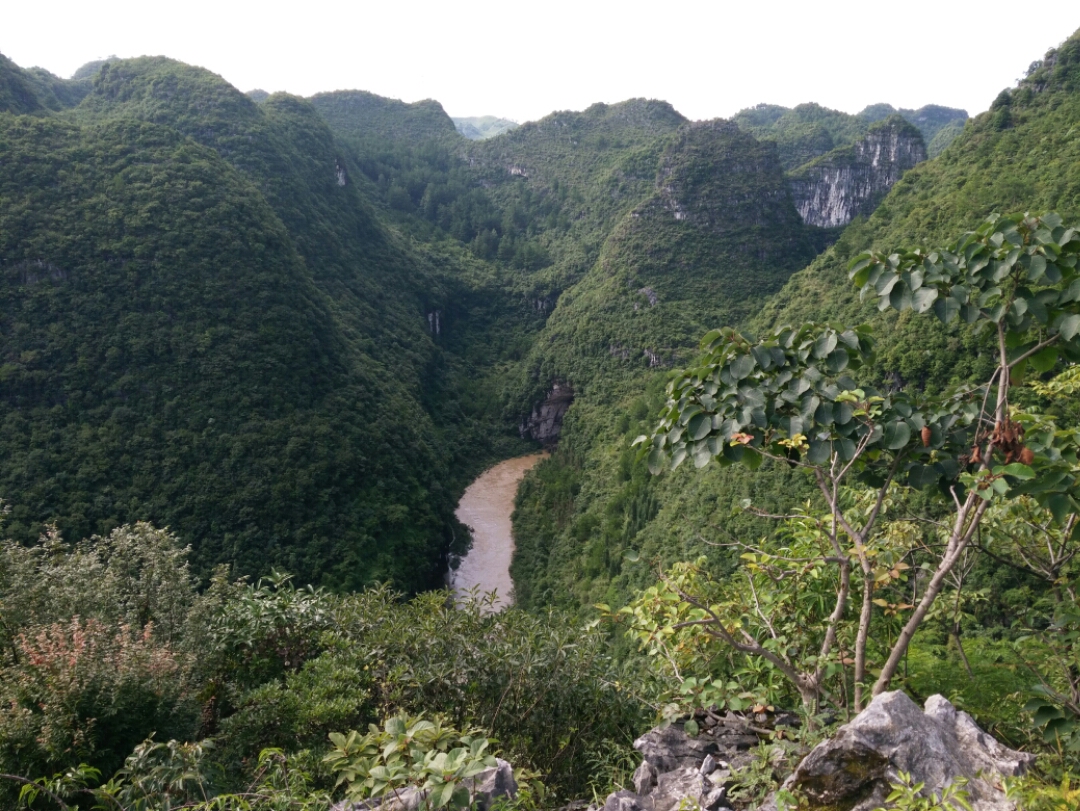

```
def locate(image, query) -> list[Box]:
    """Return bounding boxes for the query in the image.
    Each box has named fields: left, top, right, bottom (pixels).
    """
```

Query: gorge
left=1, top=25, right=1080, bottom=810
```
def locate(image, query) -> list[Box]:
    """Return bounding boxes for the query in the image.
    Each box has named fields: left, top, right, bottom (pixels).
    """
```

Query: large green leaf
left=889, top=282, right=913, bottom=311
left=1059, top=313, right=1080, bottom=341
left=932, top=295, right=960, bottom=324
left=1029, top=346, right=1060, bottom=373
left=996, top=463, right=1035, bottom=480
left=912, top=286, right=938, bottom=313
left=882, top=420, right=911, bottom=450
left=813, top=332, right=838, bottom=359
left=729, top=354, right=755, bottom=380
left=688, top=412, right=712, bottom=441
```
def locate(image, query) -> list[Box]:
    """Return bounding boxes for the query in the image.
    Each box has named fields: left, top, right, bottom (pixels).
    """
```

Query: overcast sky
left=5, top=1, right=1079, bottom=124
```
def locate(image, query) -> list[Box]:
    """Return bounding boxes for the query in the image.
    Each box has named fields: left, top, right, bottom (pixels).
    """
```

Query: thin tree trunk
left=952, top=624, right=974, bottom=677
left=853, top=568, right=874, bottom=711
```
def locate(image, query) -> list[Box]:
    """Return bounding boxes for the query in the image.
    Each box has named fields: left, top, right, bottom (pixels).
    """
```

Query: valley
left=1, top=24, right=1080, bottom=809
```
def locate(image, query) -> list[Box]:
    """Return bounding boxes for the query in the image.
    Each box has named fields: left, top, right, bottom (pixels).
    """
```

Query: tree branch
left=1009, top=333, right=1060, bottom=369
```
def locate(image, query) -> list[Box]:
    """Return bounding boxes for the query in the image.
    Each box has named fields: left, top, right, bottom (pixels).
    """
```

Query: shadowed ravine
left=452, top=453, right=548, bottom=609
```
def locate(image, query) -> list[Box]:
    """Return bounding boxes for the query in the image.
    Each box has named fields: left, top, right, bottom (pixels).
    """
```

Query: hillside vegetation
left=509, top=28, right=1080, bottom=616
left=0, top=56, right=535, bottom=591
left=3, top=24, right=1080, bottom=811
left=732, top=100, right=966, bottom=170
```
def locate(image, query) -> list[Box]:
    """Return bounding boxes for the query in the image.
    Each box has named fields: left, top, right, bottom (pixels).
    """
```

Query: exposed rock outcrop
left=762, top=692, right=1033, bottom=811
left=520, top=383, right=574, bottom=444
left=789, top=116, right=926, bottom=228
left=602, top=694, right=1031, bottom=811
left=601, top=713, right=788, bottom=811
left=333, top=758, right=517, bottom=811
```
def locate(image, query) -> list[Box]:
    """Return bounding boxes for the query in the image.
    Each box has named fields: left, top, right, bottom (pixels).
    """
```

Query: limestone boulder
left=763, top=692, right=1033, bottom=811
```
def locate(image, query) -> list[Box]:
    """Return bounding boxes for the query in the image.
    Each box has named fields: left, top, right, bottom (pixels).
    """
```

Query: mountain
left=310, top=90, right=459, bottom=144
left=732, top=102, right=869, bottom=170
left=858, top=102, right=968, bottom=156
left=509, top=28, right=1080, bottom=612
left=0, top=43, right=1013, bottom=604
left=733, top=100, right=967, bottom=169
left=508, top=119, right=820, bottom=607
left=452, top=115, right=518, bottom=140
left=0, top=54, right=99, bottom=115
left=753, top=28, right=1080, bottom=383
left=789, top=115, right=926, bottom=227
left=3, top=31, right=1080, bottom=809
left=0, top=55, right=534, bottom=591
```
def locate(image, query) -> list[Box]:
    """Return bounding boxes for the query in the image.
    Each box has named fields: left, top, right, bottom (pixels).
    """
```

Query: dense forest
left=1, top=24, right=1080, bottom=810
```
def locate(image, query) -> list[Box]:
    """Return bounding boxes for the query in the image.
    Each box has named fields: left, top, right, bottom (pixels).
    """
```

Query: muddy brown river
left=451, top=452, right=548, bottom=610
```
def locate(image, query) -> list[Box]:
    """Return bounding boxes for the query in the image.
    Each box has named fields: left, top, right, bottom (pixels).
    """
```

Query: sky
left=4, top=1, right=1080, bottom=124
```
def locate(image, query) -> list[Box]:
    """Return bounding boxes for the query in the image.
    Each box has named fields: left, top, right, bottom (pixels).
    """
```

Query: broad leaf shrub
left=634, top=213, right=1080, bottom=710
left=230, top=587, right=648, bottom=798
left=0, top=525, right=645, bottom=805
left=324, top=713, right=496, bottom=810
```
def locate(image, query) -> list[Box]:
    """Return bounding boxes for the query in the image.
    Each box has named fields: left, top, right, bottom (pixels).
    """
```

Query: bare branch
left=657, top=568, right=805, bottom=688
left=1009, top=333, right=1060, bottom=369
left=746, top=572, right=778, bottom=639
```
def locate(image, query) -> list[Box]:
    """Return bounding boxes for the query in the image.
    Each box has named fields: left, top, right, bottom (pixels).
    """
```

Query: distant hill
left=0, top=54, right=104, bottom=114
left=310, top=90, right=459, bottom=144
left=858, top=102, right=968, bottom=157
left=452, top=115, right=518, bottom=140
left=733, top=100, right=967, bottom=169
left=732, top=102, right=869, bottom=170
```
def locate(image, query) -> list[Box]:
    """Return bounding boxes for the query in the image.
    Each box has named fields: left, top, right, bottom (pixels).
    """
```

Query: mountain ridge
left=0, top=43, right=1043, bottom=601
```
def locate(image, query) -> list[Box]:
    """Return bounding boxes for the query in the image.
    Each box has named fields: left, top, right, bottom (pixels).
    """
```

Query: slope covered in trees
left=755, top=29, right=1080, bottom=373
left=509, top=28, right=1080, bottom=614
left=0, top=56, right=536, bottom=591
left=0, top=38, right=1031, bottom=606
left=732, top=100, right=967, bottom=169
left=3, top=26, right=1080, bottom=811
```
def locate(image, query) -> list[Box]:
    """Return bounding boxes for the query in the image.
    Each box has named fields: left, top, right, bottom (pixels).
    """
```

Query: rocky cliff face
left=789, top=116, right=926, bottom=228
left=520, top=383, right=574, bottom=444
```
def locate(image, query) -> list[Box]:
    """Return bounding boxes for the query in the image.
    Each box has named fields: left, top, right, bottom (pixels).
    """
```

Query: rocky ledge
left=603, top=692, right=1031, bottom=811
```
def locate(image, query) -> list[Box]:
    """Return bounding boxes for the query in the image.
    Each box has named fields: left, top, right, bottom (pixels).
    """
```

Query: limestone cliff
left=520, top=383, right=574, bottom=444
left=789, top=116, right=926, bottom=228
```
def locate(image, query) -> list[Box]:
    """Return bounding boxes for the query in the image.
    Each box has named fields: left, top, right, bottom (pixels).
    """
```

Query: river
left=451, top=452, right=548, bottom=610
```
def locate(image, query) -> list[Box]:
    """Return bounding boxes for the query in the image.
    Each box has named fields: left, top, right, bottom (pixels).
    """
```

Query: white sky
left=4, top=1, right=1079, bottom=124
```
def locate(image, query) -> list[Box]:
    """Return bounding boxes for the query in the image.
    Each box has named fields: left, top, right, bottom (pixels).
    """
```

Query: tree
left=635, top=212, right=1080, bottom=711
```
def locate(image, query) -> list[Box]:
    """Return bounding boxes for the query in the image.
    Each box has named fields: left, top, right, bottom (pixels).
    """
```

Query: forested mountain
left=0, top=56, right=535, bottom=591
left=0, top=31, right=1070, bottom=609
left=509, top=28, right=1080, bottom=613
left=3, top=24, right=1080, bottom=811
left=732, top=100, right=967, bottom=169
left=0, top=52, right=94, bottom=114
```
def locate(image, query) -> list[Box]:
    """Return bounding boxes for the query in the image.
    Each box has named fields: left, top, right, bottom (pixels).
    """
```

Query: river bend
left=451, top=453, right=547, bottom=610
